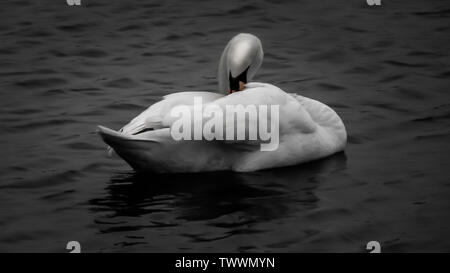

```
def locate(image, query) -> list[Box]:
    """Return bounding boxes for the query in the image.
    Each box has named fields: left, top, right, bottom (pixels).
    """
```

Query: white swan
left=98, top=33, right=347, bottom=173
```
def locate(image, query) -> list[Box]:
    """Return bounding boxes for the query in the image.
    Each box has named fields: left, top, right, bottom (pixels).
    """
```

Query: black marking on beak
left=229, top=66, right=249, bottom=92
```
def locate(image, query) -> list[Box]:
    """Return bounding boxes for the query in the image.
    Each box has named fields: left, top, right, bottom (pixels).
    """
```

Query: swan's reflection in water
left=89, top=153, right=346, bottom=251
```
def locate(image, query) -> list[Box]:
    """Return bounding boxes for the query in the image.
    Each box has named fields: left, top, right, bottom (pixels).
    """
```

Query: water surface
left=0, top=0, right=449, bottom=252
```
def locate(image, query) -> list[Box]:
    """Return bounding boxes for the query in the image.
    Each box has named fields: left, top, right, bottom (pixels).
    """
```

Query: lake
left=0, top=0, right=449, bottom=252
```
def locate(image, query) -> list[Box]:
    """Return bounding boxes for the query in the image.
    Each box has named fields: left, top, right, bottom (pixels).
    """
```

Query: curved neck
left=217, top=34, right=263, bottom=94
left=218, top=42, right=230, bottom=94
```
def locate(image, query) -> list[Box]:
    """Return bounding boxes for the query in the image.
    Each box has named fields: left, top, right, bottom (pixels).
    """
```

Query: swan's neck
left=217, top=33, right=264, bottom=94
left=218, top=43, right=230, bottom=93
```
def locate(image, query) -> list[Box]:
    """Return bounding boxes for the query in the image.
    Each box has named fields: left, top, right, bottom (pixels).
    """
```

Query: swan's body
left=98, top=34, right=347, bottom=173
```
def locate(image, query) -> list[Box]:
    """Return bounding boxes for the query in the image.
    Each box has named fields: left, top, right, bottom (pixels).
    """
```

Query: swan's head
left=218, top=33, right=264, bottom=94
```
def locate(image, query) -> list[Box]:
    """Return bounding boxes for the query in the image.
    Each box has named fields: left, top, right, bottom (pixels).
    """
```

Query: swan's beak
left=229, top=81, right=246, bottom=94
left=228, top=66, right=249, bottom=94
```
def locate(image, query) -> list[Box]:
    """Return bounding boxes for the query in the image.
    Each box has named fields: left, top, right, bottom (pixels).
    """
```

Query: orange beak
left=228, top=81, right=246, bottom=94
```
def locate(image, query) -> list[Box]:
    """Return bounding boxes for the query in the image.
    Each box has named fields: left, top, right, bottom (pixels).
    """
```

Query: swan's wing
left=161, top=83, right=317, bottom=151
left=289, top=93, right=346, bottom=132
left=120, top=91, right=224, bottom=135
left=210, top=82, right=317, bottom=141
left=103, top=92, right=223, bottom=156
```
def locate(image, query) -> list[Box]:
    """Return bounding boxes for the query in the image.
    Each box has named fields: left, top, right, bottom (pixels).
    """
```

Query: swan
left=97, top=33, right=347, bottom=173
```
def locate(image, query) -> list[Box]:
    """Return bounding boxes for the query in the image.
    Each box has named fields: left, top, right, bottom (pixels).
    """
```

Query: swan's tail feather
left=97, top=125, right=164, bottom=171
left=96, top=127, right=123, bottom=157
left=97, top=125, right=133, bottom=142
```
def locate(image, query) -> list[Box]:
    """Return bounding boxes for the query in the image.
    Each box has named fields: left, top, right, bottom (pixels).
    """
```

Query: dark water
left=1, top=0, right=450, bottom=252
